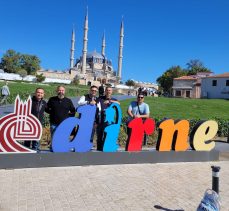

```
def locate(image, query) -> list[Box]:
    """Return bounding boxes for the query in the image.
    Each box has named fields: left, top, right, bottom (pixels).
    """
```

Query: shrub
left=18, top=69, right=27, bottom=78
left=71, top=78, right=79, bottom=85
left=36, top=73, right=46, bottom=82
left=120, top=115, right=229, bottom=148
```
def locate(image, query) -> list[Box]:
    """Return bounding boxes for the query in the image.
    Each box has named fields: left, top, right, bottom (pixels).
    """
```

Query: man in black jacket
left=24, top=88, right=47, bottom=150
left=46, top=86, right=76, bottom=138
left=98, top=84, right=105, bottom=97
left=96, top=86, right=120, bottom=151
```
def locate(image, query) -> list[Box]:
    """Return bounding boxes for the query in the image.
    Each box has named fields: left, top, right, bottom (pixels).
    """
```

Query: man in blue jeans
left=46, top=86, right=75, bottom=151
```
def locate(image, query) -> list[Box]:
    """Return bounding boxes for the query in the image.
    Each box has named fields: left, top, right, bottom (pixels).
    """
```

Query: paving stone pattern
left=0, top=161, right=228, bottom=211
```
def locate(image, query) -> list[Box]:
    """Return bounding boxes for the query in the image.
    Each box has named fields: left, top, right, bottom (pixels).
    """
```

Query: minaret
left=81, top=8, right=88, bottom=74
left=101, top=31, right=106, bottom=56
left=70, top=27, right=75, bottom=69
left=117, top=20, right=124, bottom=79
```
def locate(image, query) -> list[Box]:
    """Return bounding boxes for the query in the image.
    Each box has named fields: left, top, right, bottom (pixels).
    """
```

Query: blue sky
left=0, top=0, right=229, bottom=83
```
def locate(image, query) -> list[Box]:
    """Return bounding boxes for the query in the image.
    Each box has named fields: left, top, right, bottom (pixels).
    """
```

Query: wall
left=0, top=72, right=71, bottom=84
left=172, top=79, right=196, bottom=98
left=201, top=77, right=229, bottom=99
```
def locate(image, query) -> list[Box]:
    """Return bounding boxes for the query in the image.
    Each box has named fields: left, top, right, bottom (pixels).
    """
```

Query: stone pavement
left=0, top=161, right=228, bottom=211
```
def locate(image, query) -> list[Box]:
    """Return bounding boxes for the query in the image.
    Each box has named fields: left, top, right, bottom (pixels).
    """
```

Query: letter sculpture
left=0, top=96, right=42, bottom=153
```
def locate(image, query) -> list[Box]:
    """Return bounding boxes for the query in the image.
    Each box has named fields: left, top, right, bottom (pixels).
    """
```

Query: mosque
left=37, top=11, right=124, bottom=86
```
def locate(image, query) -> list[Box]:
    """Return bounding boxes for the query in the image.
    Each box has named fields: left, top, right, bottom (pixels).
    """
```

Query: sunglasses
left=138, top=96, right=144, bottom=99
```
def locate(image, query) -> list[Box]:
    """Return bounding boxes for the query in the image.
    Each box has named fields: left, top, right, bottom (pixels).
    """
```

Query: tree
left=36, top=73, right=46, bottom=82
left=71, top=77, right=79, bottom=85
left=156, top=66, right=185, bottom=94
left=185, top=59, right=211, bottom=75
left=18, top=69, right=27, bottom=78
left=125, top=79, right=135, bottom=87
left=0, top=49, right=21, bottom=73
left=21, top=54, right=41, bottom=75
left=0, top=49, right=41, bottom=75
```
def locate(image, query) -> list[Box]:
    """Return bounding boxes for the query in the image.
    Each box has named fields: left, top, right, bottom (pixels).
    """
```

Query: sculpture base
left=0, top=150, right=219, bottom=169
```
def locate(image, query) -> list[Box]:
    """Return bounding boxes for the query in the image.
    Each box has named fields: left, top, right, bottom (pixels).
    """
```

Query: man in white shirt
left=0, top=81, right=10, bottom=105
left=78, top=85, right=99, bottom=107
left=77, top=86, right=101, bottom=144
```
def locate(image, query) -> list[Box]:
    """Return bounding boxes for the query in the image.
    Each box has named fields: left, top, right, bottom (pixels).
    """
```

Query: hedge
left=40, top=115, right=229, bottom=149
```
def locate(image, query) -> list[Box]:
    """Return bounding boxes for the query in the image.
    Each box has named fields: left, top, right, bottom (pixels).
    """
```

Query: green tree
left=21, top=54, right=41, bottom=75
left=156, top=66, right=185, bottom=94
left=125, top=79, right=135, bottom=87
left=71, top=77, right=79, bottom=85
left=18, top=69, right=27, bottom=78
left=0, top=49, right=21, bottom=73
left=0, top=49, right=41, bottom=75
left=185, top=59, right=211, bottom=75
left=36, top=73, right=46, bottom=82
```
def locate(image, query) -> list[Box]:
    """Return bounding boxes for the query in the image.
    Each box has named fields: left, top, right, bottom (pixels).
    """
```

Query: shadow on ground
left=154, top=205, right=184, bottom=211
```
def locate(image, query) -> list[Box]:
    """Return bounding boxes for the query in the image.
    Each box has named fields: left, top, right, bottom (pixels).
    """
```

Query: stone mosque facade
left=37, top=11, right=124, bottom=86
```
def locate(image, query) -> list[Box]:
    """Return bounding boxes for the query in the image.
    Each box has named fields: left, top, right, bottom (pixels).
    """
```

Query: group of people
left=138, top=87, right=152, bottom=96
left=13, top=84, right=150, bottom=152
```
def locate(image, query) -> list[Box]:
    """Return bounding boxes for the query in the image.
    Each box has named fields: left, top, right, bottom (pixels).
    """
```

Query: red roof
left=206, top=72, right=229, bottom=78
left=174, top=76, right=197, bottom=80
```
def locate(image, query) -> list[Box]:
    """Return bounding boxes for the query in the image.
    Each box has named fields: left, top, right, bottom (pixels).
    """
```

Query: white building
left=201, top=72, right=229, bottom=99
left=172, top=72, right=212, bottom=98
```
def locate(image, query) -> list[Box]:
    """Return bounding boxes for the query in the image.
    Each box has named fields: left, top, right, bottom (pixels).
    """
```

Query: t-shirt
left=1, top=85, right=10, bottom=96
left=128, top=101, right=150, bottom=121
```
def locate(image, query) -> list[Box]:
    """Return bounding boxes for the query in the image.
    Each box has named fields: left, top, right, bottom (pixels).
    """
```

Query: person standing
left=77, top=85, right=101, bottom=143
left=96, top=86, right=120, bottom=151
left=78, top=85, right=99, bottom=106
left=46, top=86, right=75, bottom=138
left=127, top=92, right=150, bottom=145
left=24, top=88, right=47, bottom=150
left=0, top=81, right=10, bottom=105
left=98, top=84, right=105, bottom=97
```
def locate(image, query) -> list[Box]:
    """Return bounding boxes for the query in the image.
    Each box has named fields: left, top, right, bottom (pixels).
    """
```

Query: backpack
left=197, top=189, right=221, bottom=211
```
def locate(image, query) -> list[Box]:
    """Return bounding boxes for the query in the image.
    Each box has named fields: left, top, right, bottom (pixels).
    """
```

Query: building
left=133, top=81, right=158, bottom=91
left=201, top=72, right=229, bottom=99
left=172, top=72, right=213, bottom=98
left=37, top=10, right=124, bottom=87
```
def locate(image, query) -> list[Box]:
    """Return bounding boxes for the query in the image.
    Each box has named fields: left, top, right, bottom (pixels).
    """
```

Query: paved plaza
left=0, top=161, right=228, bottom=211
left=0, top=98, right=228, bottom=210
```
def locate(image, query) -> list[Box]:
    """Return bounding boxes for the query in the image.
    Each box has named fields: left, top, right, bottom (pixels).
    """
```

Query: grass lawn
left=0, top=81, right=89, bottom=103
left=1, top=80, right=228, bottom=120
left=0, top=81, right=122, bottom=103
left=120, top=97, right=229, bottom=120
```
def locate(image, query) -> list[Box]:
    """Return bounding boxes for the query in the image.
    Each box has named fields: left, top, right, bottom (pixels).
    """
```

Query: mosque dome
left=86, top=51, right=104, bottom=59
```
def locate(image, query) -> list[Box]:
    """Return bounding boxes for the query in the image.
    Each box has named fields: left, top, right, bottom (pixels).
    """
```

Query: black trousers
left=96, top=123, right=106, bottom=151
